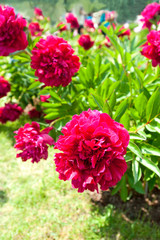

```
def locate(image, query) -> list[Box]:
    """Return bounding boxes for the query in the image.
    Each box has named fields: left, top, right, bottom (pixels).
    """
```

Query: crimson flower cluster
left=118, top=26, right=131, bottom=39
left=57, top=22, right=67, bottom=32
left=54, top=109, right=129, bottom=193
left=0, top=76, right=10, bottom=98
left=84, top=19, right=95, bottom=29
left=141, top=3, right=160, bottom=30
left=40, top=95, right=50, bottom=102
left=0, top=103, right=23, bottom=124
left=34, top=7, right=43, bottom=17
left=31, top=35, right=80, bottom=87
left=78, top=35, right=94, bottom=50
left=0, top=5, right=28, bottom=56
left=141, top=30, right=160, bottom=67
left=66, top=13, right=79, bottom=29
left=28, top=108, right=42, bottom=119
left=29, top=22, right=43, bottom=37
left=14, top=122, right=54, bottom=163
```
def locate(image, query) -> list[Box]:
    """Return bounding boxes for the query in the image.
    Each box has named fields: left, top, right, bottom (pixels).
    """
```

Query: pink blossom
left=31, top=35, right=80, bottom=87
left=0, top=103, right=23, bottom=124
left=54, top=109, right=129, bottom=193
left=66, top=13, right=79, bottom=29
left=141, top=3, right=160, bottom=30
left=14, top=122, right=54, bottom=163
left=57, top=22, right=67, bottom=32
left=34, top=7, right=43, bottom=17
left=29, top=22, right=43, bottom=36
left=0, top=5, right=28, bottom=56
left=141, top=30, right=160, bottom=67
left=0, top=76, right=10, bottom=98
left=78, top=34, right=94, bottom=50
left=40, top=95, right=50, bottom=102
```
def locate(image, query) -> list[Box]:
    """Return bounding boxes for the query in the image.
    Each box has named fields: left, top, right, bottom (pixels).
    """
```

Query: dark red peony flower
left=0, top=103, right=23, bottom=124
left=0, top=5, right=28, bottom=56
left=34, top=7, right=43, bottom=17
left=118, top=26, right=131, bottom=39
left=28, top=108, right=42, bottom=119
left=14, top=122, right=54, bottom=163
left=141, top=30, right=160, bottom=67
left=29, top=22, right=43, bottom=36
left=40, top=95, right=50, bottom=102
left=66, top=13, right=79, bottom=29
left=141, top=3, right=160, bottom=30
left=78, top=34, right=94, bottom=50
left=57, top=22, right=67, bottom=32
left=0, top=76, right=10, bottom=98
left=84, top=19, right=95, bottom=29
left=54, top=109, right=130, bottom=193
left=31, top=35, right=80, bottom=87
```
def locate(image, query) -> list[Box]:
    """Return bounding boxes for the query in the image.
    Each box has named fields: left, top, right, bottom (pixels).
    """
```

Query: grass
left=0, top=120, right=160, bottom=240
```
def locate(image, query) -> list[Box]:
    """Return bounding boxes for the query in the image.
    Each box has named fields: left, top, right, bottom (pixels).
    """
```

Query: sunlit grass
left=0, top=121, right=160, bottom=240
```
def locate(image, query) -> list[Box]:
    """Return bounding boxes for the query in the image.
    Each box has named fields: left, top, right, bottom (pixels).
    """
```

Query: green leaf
left=135, top=92, right=148, bottom=118
left=44, top=112, right=61, bottom=120
left=28, top=81, right=43, bottom=90
left=109, top=92, right=116, bottom=109
left=129, top=133, right=146, bottom=140
left=141, top=143, right=160, bottom=156
left=114, top=99, right=128, bottom=122
left=128, top=142, right=142, bottom=158
left=132, top=160, right=142, bottom=184
left=103, top=101, right=112, bottom=117
left=50, top=91, right=62, bottom=102
left=146, top=88, right=160, bottom=121
left=136, top=157, right=160, bottom=177
left=91, top=93, right=103, bottom=111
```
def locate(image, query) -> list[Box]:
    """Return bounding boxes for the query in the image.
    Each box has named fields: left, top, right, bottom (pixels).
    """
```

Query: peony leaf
left=146, top=88, right=160, bottom=121
left=134, top=92, right=148, bottom=118
left=141, top=143, right=160, bottom=156
left=137, top=157, right=160, bottom=177
left=128, top=142, right=142, bottom=158
left=132, top=160, right=142, bottom=184
left=114, top=99, right=128, bottom=122
left=129, top=133, right=146, bottom=140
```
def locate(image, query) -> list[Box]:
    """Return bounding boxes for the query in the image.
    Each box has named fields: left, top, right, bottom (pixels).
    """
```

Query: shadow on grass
left=0, top=190, right=8, bottom=206
left=87, top=190, right=160, bottom=240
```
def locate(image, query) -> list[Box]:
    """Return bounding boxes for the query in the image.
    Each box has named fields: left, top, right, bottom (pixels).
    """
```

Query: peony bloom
left=29, top=22, right=43, bottom=36
left=34, top=7, right=43, bottom=17
left=104, top=36, right=111, bottom=48
left=57, top=22, right=67, bottom=32
left=28, top=108, right=42, bottom=119
left=40, top=95, right=50, bottom=102
left=78, top=34, right=94, bottom=50
left=141, top=30, right=160, bottom=67
left=0, top=103, right=23, bottom=124
left=14, top=122, right=54, bottom=163
left=84, top=19, right=95, bottom=29
left=66, top=13, right=79, bottom=29
left=31, top=35, right=80, bottom=87
left=0, top=5, right=28, bottom=56
left=118, top=26, right=131, bottom=39
left=0, top=76, right=10, bottom=98
left=141, top=3, right=160, bottom=30
left=54, top=109, right=129, bottom=193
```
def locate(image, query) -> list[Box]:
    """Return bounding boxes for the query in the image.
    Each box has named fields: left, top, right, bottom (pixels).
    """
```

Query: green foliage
left=0, top=4, right=160, bottom=202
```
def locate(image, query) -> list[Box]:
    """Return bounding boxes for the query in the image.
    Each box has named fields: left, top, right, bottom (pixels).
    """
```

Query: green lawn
left=0, top=120, right=160, bottom=240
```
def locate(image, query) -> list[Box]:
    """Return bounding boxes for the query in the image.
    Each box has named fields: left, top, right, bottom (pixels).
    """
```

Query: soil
left=89, top=187, right=160, bottom=224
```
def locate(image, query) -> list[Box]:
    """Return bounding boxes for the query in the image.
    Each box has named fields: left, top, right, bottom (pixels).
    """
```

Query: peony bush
left=0, top=3, right=160, bottom=200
